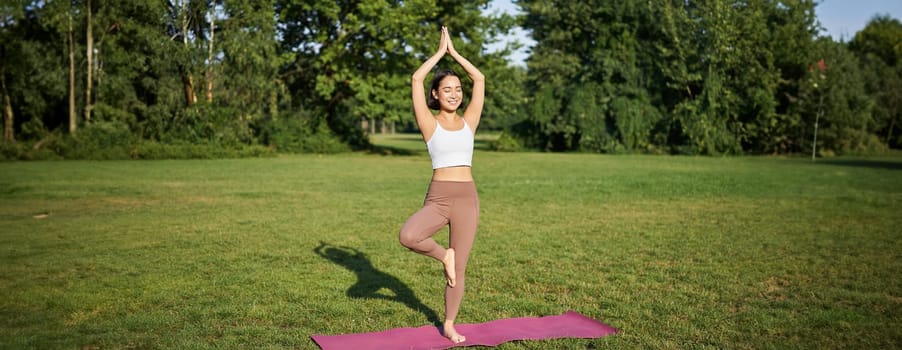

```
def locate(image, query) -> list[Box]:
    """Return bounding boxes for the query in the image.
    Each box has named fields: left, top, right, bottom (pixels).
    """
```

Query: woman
left=398, top=26, right=484, bottom=344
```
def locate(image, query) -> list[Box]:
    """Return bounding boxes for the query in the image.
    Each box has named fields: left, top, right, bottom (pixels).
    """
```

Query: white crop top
left=426, top=119, right=474, bottom=169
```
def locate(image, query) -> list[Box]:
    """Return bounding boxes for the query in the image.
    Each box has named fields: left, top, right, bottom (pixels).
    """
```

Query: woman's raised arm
left=411, top=29, right=448, bottom=140
left=445, top=27, right=485, bottom=132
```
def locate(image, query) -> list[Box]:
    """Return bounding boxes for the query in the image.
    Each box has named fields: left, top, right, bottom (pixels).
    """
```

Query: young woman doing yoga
left=398, top=26, right=485, bottom=344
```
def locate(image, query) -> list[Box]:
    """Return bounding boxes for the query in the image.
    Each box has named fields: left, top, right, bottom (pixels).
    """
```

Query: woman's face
left=433, top=76, right=463, bottom=112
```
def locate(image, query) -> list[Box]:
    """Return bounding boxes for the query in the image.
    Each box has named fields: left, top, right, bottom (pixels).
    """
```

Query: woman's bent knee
left=399, top=229, right=415, bottom=249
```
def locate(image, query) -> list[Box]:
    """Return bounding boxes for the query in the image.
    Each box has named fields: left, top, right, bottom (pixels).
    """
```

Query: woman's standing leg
left=443, top=187, right=480, bottom=342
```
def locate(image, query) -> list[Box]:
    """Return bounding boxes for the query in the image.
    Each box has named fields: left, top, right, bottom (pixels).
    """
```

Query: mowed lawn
left=1, top=143, right=901, bottom=349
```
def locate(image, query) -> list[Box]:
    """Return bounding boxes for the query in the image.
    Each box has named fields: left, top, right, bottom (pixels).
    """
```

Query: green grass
left=1, top=147, right=901, bottom=349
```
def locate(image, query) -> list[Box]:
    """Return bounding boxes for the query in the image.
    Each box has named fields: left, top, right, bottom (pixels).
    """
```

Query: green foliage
left=793, top=39, right=878, bottom=156
left=141, top=104, right=253, bottom=146
left=276, top=0, right=515, bottom=148
left=60, top=121, right=135, bottom=160
left=255, top=113, right=350, bottom=154
left=1, top=3, right=69, bottom=133
left=850, top=15, right=902, bottom=66
left=515, top=0, right=883, bottom=155
left=0, top=142, right=23, bottom=161
left=218, top=0, right=285, bottom=123
left=2, top=119, right=69, bottom=160
left=487, top=131, right=521, bottom=152
left=92, top=102, right=136, bottom=126
left=823, top=128, right=888, bottom=156
left=611, top=94, right=660, bottom=152
left=850, top=15, right=902, bottom=148
left=1, top=1, right=899, bottom=158
left=480, top=59, right=527, bottom=132
left=277, top=0, right=433, bottom=147
left=521, top=84, right=562, bottom=150
left=0, top=118, right=273, bottom=160
left=0, top=140, right=62, bottom=161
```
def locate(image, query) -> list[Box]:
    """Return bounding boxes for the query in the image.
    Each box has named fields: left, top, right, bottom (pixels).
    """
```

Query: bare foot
left=442, top=248, right=456, bottom=287
left=443, top=320, right=466, bottom=343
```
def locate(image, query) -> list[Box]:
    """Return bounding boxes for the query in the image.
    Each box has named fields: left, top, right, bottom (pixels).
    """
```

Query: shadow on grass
left=314, top=242, right=441, bottom=326
left=817, top=159, right=902, bottom=171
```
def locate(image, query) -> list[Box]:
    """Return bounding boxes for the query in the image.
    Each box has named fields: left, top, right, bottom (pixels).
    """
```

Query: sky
left=484, top=0, right=902, bottom=66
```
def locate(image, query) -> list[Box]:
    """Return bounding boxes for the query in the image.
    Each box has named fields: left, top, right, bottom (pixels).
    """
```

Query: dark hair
left=426, top=69, right=460, bottom=110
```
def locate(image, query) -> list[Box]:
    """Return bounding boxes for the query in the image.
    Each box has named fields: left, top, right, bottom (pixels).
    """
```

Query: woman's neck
left=437, top=110, right=458, bottom=121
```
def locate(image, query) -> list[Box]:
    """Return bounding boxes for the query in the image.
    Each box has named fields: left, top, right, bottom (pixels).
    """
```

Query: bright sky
left=484, top=0, right=902, bottom=66
left=816, top=0, right=902, bottom=40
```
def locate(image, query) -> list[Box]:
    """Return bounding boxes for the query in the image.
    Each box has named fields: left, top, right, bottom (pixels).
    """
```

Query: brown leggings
left=399, top=180, right=479, bottom=322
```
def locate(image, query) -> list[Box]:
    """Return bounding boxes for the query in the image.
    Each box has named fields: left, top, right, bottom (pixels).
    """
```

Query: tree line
left=512, top=0, right=901, bottom=155
left=0, top=0, right=899, bottom=159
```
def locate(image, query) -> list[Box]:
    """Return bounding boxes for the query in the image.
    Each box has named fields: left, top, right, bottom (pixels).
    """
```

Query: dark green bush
left=488, top=132, right=522, bottom=152
left=0, top=142, right=25, bottom=161
left=58, top=121, right=135, bottom=160
left=139, top=104, right=254, bottom=147
left=3, top=106, right=352, bottom=161
left=819, top=127, right=889, bottom=156
left=3, top=119, right=66, bottom=160
left=1, top=140, right=65, bottom=161
left=255, top=114, right=349, bottom=154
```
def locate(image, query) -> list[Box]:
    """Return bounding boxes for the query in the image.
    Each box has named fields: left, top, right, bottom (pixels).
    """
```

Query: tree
left=164, top=0, right=206, bottom=107
left=850, top=15, right=902, bottom=148
left=754, top=0, right=819, bottom=154
left=155, top=0, right=224, bottom=110
left=0, top=1, right=527, bottom=158
left=0, top=2, right=25, bottom=141
left=3, top=1, right=70, bottom=138
left=480, top=63, right=526, bottom=131
left=84, top=0, right=93, bottom=123
left=517, top=0, right=820, bottom=154
left=67, top=4, right=76, bottom=134
left=86, top=1, right=171, bottom=124
left=205, top=2, right=216, bottom=103
left=794, top=39, right=876, bottom=156
left=520, top=1, right=669, bottom=152
left=217, top=0, right=284, bottom=126
left=276, top=0, right=514, bottom=147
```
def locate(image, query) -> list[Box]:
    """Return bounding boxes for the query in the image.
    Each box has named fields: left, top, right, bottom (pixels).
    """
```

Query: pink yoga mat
left=311, top=310, right=618, bottom=350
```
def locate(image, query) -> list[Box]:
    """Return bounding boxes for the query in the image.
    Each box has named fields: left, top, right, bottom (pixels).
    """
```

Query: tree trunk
left=183, top=74, right=196, bottom=105
left=84, top=0, right=93, bottom=123
left=68, top=12, right=77, bottom=134
left=182, top=0, right=197, bottom=106
left=812, top=93, right=823, bottom=161
left=205, top=11, right=215, bottom=103
left=2, top=75, right=13, bottom=142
